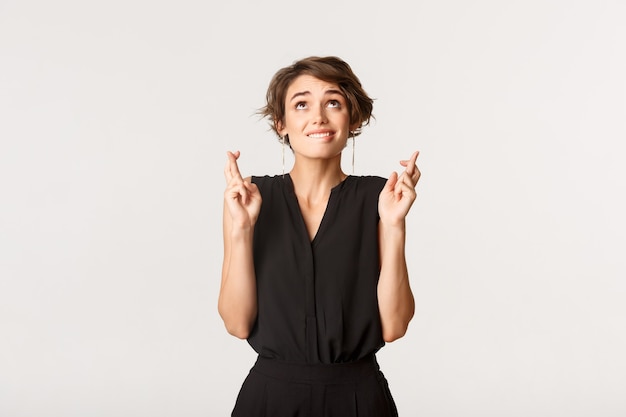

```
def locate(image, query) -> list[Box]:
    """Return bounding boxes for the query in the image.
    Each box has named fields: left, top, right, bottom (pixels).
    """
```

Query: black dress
left=231, top=174, right=399, bottom=417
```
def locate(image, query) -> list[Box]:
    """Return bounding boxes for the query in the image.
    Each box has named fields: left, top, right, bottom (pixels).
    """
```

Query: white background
left=1, top=0, right=625, bottom=416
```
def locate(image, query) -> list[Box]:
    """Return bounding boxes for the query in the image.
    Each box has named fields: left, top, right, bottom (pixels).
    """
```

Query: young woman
left=219, top=56, right=420, bottom=416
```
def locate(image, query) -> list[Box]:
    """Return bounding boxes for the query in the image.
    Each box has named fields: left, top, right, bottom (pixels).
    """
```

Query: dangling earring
left=351, top=132, right=355, bottom=174
left=281, top=135, right=286, bottom=178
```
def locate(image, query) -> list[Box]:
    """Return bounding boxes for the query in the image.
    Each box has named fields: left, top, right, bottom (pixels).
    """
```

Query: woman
left=219, top=56, right=420, bottom=416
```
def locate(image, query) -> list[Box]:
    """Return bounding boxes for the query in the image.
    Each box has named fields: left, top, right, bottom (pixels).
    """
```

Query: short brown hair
left=259, top=56, right=374, bottom=142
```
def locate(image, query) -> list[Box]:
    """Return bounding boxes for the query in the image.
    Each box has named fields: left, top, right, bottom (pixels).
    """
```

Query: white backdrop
left=1, top=0, right=625, bottom=416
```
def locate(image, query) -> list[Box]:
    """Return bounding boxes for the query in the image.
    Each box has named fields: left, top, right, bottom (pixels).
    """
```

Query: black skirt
left=231, top=354, right=398, bottom=417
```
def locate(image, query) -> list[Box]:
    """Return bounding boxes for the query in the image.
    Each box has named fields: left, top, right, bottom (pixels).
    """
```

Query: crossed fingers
left=224, top=150, right=254, bottom=205
left=224, top=150, right=243, bottom=184
left=398, top=151, right=421, bottom=187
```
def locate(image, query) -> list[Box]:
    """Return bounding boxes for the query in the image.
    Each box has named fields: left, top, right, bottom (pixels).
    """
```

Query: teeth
left=308, top=132, right=331, bottom=138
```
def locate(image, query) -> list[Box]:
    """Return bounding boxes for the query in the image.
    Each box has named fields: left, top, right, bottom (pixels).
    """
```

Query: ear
left=275, top=119, right=287, bottom=136
left=349, top=122, right=360, bottom=134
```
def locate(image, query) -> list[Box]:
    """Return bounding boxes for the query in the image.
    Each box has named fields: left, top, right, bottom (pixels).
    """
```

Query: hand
left=378, top=151, right=421, bottom=226
left=224, top=151, right=262, bottom=229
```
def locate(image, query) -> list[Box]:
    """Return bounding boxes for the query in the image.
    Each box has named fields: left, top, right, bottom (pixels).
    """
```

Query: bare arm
left=218, top=151, right=261, bottom=339
left=377, top=151, right=421, bottom=342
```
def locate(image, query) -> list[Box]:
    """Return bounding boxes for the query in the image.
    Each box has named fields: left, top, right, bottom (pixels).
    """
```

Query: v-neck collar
left=284, top=174, right=352, bottom=244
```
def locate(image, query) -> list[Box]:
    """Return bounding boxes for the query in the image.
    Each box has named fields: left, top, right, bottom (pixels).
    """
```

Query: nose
left=312, top=104, right=328, bottom=124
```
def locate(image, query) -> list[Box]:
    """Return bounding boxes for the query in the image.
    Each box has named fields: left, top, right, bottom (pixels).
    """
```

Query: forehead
left=286, top=74, right=341, bottom=98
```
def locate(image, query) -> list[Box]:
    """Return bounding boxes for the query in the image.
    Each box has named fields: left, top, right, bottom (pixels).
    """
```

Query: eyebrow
left=289, top=89, right=344, bottom=102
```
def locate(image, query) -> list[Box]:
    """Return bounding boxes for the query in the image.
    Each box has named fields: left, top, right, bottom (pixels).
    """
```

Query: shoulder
left=355, top=175, right=387, bottom=185
left=250, top=175, right=289, bottom=195
left=350, top=175, right=387, bottom=194
left=336, top=176, right=387, bottom=204
left=251, top=174, right=282, bottom=185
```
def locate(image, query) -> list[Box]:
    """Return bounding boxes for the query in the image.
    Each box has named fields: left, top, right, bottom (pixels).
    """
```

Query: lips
left=306, top=131, right=334, bottom=139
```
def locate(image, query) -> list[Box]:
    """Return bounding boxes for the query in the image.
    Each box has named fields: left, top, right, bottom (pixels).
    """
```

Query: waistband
left=251, top=354, right=380, bottom=384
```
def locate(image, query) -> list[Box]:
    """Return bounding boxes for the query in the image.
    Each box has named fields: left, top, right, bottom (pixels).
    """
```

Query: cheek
left=283, top=112, right=303, bottom=127
left=337, top=112, right=352, bottom=126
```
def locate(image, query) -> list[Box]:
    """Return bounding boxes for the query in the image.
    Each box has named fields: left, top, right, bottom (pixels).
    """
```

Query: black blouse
left=248, top=174, right=387, bottom=364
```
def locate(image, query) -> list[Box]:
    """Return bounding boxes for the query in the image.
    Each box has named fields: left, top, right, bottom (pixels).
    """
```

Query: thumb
left=244, top=181, right=258, bottom=195
left=384, top=171, right=398, bottom=192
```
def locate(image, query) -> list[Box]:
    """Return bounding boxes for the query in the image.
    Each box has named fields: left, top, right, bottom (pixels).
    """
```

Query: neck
left=289, top=155, right=347, bottom=201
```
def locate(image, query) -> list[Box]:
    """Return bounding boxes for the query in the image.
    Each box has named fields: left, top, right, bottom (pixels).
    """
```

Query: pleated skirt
left=231, top=354, right=398, bottom=417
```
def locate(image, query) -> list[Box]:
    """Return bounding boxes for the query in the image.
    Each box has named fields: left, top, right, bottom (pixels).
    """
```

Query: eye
left=327, top=99, right=341, bottom=108
left=295, top=101, right=307, bottom=110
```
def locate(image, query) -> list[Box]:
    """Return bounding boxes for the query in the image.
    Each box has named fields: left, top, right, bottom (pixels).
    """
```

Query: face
left=277, top=75, right=354, bottom=161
